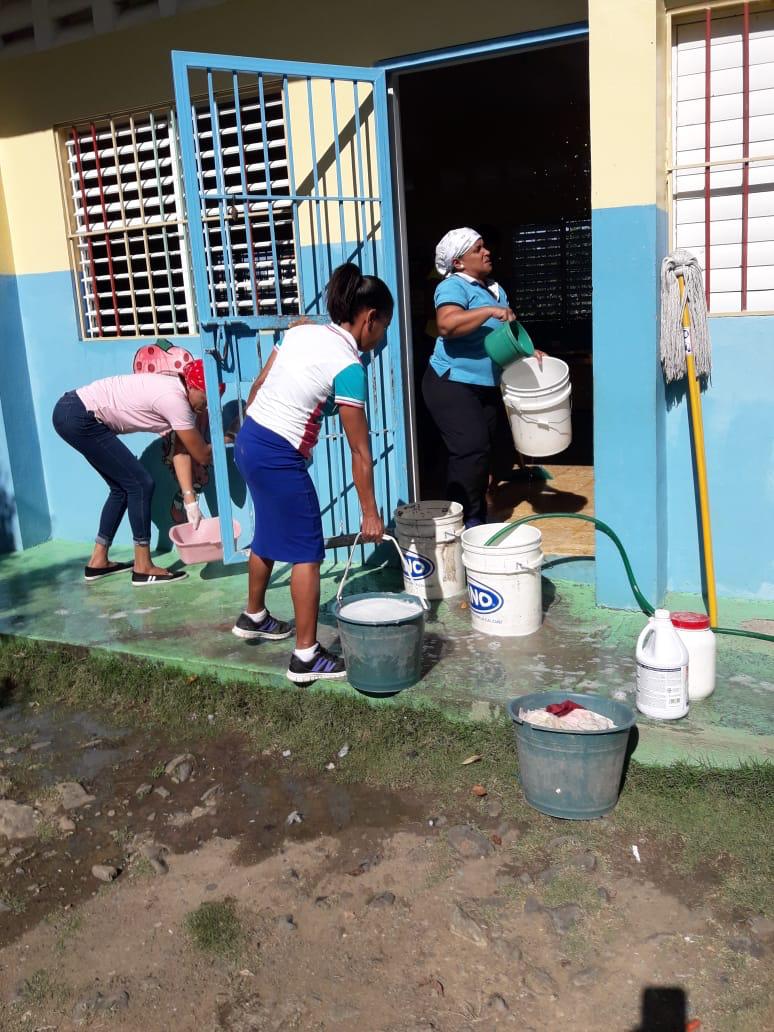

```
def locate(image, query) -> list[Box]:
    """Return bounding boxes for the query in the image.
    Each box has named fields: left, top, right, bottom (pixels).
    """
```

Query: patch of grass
left=13, top=968, right=68, bottom=1007
left=2, top=636, right=773, bottom=917
left=1, top=892, right=26, bottom=915
left=47, top=909, right=83, bottom=953
left=185, top=898, right=242, bottom=958
left=540, top=870, right=602, bottom=912
left=150, top=762, right=166, bottom=779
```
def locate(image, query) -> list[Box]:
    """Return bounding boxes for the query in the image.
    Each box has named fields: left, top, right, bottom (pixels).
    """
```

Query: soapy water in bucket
left=337, top=597, right=423, bottom=623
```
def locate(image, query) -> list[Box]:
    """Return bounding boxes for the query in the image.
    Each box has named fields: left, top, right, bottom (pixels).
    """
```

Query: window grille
left=60, top=88, right=297, bottom=339
left=511, top=219, right=592, bottom=322
left=671, top=4, right=774, bottom=313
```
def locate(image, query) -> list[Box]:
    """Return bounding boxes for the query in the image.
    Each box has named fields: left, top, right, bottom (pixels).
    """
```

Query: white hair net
left=434, top=227, right=481, bottom=276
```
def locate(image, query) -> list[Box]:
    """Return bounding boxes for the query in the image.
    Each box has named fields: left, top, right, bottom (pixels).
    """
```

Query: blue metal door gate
left=171, top=50, right=408, bottom=564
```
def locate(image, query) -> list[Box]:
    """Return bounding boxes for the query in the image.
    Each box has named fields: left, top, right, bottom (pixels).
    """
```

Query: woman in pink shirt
left=52, top=360, right=216, bottom=585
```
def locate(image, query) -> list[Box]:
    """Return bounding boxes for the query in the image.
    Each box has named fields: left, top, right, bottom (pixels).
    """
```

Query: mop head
left=660, top=249, right=712, bottom=383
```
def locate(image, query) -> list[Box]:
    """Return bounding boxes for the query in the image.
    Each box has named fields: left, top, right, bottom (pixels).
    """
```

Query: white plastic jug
left=635, top=609, right=689, bottom=720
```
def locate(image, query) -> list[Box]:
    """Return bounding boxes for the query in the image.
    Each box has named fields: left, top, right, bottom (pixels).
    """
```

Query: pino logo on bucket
left=467, top=580, right=504, bottom=615
left=402, top=551, right=436, bottom=581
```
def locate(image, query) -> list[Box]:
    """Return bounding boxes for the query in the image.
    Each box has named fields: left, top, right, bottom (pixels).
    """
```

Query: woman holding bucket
left=422, top=228, right=543, bottom=528
left=232, top=263, right=390, bottom=684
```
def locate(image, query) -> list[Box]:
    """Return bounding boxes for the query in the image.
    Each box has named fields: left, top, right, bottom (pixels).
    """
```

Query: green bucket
left=507, top=691, right=637, bottom=820
left=484, top=320, right=535, bottom=369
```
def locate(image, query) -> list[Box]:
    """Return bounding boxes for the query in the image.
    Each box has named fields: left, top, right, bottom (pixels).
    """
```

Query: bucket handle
left=511, top=553, right=544, bottom=572
left=336, top=533, right=429, bottom=609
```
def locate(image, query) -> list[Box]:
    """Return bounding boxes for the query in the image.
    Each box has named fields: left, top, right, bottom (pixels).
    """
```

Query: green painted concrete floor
left=0, top=541, right=772, bottom=767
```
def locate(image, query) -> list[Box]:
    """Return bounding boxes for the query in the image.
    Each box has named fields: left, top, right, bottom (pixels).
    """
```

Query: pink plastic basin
left=169, top=517, right=242, bottom=565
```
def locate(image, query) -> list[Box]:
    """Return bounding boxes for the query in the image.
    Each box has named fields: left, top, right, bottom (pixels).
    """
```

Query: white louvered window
left=671, top=4, right=774, bottom=313
left=60, top=91, right=297, bottom=339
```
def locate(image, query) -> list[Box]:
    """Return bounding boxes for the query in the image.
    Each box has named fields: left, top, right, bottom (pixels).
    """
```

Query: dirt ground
left=1, top=704, right=772, bottom=1032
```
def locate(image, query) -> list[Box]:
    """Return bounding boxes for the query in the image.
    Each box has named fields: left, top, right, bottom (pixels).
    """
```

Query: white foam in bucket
left=501, top=356, right=572, bottom=458
left=394, top=501, right=466, bottom=600
left=461, top=523, right=544, bottom=637
left=337, top=597, right=424, bottom=623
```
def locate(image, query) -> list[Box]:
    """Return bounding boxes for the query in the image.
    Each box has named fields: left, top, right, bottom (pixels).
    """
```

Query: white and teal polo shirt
left=246, top=322, right=367, bottom=459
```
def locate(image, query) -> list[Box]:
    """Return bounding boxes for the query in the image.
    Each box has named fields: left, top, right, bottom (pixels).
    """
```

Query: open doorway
left=396, top=40, right=593, bottom=556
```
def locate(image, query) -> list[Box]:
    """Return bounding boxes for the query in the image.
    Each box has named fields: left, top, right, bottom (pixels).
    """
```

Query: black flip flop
left=84, top=561, right=134, bottom=583
left=131, top=570, right=189, bottom=587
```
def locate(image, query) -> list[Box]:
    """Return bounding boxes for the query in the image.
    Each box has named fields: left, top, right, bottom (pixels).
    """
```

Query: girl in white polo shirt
left=232, top=263, right=392, bottom=684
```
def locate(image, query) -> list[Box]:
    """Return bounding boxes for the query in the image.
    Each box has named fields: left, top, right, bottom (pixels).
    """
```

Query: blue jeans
left=52, top=391, right=154, bottom=547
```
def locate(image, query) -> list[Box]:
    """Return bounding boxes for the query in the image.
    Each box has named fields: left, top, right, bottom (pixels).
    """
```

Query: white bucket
left=501, top=356, right=572, bottom=458
left=394, top=501, right=465, bottom=600
left=460, top=522, right=544, bottom=637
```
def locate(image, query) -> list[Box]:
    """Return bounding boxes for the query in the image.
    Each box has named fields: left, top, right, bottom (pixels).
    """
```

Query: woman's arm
left=174, top=427, right=212, bottom=467
left=171, top=436, right=203, bottom=528
left=436, top=303, right=515, bottom=339
left=339, top=406, right=384, bottom=543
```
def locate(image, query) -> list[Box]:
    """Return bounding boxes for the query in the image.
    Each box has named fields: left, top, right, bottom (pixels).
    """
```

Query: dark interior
left=397, top=41, right=592, bottom=497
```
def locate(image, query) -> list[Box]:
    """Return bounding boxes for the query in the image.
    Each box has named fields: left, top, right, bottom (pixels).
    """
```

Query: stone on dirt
left=135, top=783, right=153, bottom=800
left=0, top=800, right=37, bottom=840
left=58, top=816, right=76, bottom=834
left=92, top=864, right=119, bottom=882
left=165, top=753, right=195, bottom=783
left=449, top=903, right=489, bottom=947
left=55, top=781, right=96, bottom=810
left=548, top=903, right=582, bottom=935
left=487, top=992, right=509, bottom=1014
left=0, top=775, right=12, bottom=798
left=522, top=965, right=559, bottom=997
left=154, top=786, right=171, bottom=800
left=446, top=824, right=493, bottom=859
left=524, top=895, right=543, bottom=915
left=571, top=966, right=600, bottom=988
left=73, top=989, right=130, bottom=1023
left=566, top=851, right=597, bottom=872
left=367, top=891, right=396, bottom=908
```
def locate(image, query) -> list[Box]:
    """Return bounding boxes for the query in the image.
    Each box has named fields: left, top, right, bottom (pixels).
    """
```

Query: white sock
left=246, top=609, right=267, bottom=622
left=294, top=643, right=318, bottom=662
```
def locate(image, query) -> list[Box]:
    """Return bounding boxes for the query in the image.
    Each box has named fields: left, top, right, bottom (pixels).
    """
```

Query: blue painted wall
left=666, top=315, right=774, bottom=600
left=0, top=274, right=51, bottom=549
left=14, top=270, right=203, bottom=549
left=591, top=204, right=668, bottom=610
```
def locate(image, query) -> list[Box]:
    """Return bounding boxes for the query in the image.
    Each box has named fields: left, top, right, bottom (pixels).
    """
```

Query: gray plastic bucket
left=336, top=591, right=427, bottom=696
left=335, top=534, right=428, bottom=697
left=507, top=691, right=637, bottom=820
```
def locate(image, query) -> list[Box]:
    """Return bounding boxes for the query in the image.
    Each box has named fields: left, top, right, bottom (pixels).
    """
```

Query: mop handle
left=677, top=274, right=718, bottom=627
left=336, top=534, right=407, bottom=604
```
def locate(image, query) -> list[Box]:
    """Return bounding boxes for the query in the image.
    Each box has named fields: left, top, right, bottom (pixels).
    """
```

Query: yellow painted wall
left=0, top=0, right=586, bottom=275
left=588, top=0, right=668, bottom=210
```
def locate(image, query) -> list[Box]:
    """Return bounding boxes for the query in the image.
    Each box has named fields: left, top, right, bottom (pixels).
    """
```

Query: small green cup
left=484, top=320, right=535, bottom=368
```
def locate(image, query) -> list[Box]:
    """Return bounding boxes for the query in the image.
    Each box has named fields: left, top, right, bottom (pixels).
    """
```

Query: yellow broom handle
left=677, top=275, right=718, bottom=626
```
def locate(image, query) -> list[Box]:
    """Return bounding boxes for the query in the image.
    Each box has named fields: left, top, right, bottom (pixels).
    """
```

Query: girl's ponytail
left=326, top=262, right=394, bottom=324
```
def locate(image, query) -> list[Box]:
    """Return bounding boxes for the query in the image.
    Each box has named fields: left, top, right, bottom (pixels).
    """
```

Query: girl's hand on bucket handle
left=360, top=511, right=384, bottom=543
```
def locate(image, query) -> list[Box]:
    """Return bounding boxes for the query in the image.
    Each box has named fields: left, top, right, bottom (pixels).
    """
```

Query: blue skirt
left=235, top=418, right=324, bottom=564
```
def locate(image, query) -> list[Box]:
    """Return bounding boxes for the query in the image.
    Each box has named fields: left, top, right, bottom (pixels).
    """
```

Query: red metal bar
left=741, top=1, right=750, bottom=309
left=704, top=7, right=712, bottom=306
left=71, top=127, right=103, bottom=336
left=90, top=123, right=122, bottom=335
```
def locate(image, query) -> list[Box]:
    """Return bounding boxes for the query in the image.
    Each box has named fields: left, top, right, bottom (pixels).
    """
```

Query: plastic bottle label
left=636, top=662, right=688, bottom=708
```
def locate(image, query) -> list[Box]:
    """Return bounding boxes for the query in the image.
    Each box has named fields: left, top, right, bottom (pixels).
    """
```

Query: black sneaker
left=84, top=561, right=133, bottom=582
left=131, top=570, right=188, bottom=587
left=286, top=644, right=346, bottom=684
left=232, top=611, right=293, bottom=641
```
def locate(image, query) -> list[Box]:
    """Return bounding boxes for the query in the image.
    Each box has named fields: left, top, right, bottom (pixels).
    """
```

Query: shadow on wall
left=0, top=485, right=17, bottom=553
left=139, top=406, right=246, bottom=553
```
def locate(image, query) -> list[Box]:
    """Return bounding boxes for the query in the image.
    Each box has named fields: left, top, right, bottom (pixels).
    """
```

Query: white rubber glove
left=184, top=498, right=203, bottom=530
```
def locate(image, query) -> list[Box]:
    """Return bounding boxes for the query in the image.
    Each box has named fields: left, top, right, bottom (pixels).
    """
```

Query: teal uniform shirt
left=429, top=273, right=510, bottom=387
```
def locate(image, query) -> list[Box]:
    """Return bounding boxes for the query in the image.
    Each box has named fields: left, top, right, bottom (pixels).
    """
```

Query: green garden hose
left=485, top=513, right=774, bottom=644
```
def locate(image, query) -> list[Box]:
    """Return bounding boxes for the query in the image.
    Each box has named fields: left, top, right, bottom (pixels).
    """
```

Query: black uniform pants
left=421, top=365, right=515, bottom=527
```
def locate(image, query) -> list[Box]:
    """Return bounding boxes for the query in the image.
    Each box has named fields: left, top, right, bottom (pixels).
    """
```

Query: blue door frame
left=171, top=50, right=408, bottom=564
